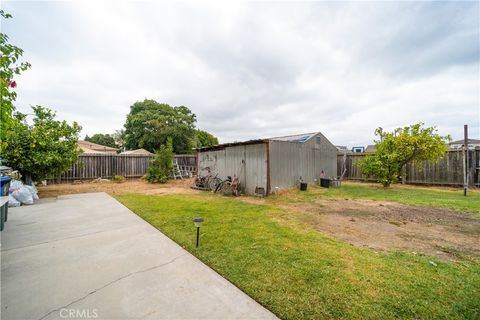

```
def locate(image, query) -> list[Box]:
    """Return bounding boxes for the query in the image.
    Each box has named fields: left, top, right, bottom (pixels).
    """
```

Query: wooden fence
left=53, top=154, right=196, bottom=182
left=55, top=150, right=480, bottom=187
left=337, top=149, right=480, bottom=187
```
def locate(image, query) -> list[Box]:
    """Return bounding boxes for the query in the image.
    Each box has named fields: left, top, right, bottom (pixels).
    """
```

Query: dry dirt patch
left=38, top=181, right=479, bottom=261
left=279, top=199, right=480, bottom=261
left=37, top=178, right=200, bottom=198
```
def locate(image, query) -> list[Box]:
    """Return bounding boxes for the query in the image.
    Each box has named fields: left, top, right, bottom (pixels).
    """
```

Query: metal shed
left=196, top=132, right=337, bottom=195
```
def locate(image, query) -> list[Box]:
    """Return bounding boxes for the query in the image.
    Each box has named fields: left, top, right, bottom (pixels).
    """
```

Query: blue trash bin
left=0, top=176, right=12, bottom=231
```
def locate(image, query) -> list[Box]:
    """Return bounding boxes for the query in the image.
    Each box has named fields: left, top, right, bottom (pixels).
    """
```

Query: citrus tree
left=3, top=106, right=82, bottom=184
left=358, top=123, right=450, bottom=187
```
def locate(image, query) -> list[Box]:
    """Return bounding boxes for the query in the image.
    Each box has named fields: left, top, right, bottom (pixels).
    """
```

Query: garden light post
left=193, top=217, right=204, bottom=247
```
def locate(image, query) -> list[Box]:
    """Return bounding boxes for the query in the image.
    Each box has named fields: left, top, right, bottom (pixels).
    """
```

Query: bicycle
left=214, top=175, right=240, bottom=196
left=192, top=167, right=222, bottom=191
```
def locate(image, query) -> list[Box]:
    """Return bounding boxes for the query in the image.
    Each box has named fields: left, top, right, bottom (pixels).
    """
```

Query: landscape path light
left=193, top=217, right=204, bottom=248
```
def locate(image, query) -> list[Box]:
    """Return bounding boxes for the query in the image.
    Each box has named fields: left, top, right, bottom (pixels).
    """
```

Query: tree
left=3, top=106, right=82, bottom=184
left=85, top=133, right=118, bottom=149
left=0, top=10, right=31, bottom=153
left=112, top=129, right=125, bottom=151
left=193, top=129, right=219, bottom=149
left=123, top=99, right=196, bottom=154
left=358, top=123, right=450, bottom=187
left=145, top=139, right=174, bottom=183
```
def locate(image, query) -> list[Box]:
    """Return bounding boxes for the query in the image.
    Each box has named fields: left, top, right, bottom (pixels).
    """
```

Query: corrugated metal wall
left=244, top=144, right=268, bottom=195
left=269, top=133, right=337, bottom=190
left=197, top=143, right=267, bottom=195
left=197, top=132, right=336, bottom=195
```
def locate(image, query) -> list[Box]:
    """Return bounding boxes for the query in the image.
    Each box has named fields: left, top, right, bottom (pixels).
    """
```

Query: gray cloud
left=3, top=1, right=479, bottom=147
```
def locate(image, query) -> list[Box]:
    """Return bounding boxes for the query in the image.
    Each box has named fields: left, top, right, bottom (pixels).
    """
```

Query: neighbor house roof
left=449, top=139, right=480, bottom=145
left=78, top=140, right=118, bottom=154
left=365, top=145, right=376, bottom=153
left=120, top=148, right=153, bottom=155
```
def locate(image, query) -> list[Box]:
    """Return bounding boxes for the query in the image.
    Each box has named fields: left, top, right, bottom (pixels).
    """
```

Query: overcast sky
left=2, top=1, right=479, bottom=147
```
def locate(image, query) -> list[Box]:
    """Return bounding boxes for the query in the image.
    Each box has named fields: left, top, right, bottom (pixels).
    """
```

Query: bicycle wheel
left=209, top=177, right=222, bottom=191
left=221, top=183, right=233, bottom=196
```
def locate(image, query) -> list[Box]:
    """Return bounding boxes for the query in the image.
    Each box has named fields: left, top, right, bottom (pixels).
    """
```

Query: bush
left=145, top=139, right=173, bottom=183
left=113, top=175, right=125, bottom=183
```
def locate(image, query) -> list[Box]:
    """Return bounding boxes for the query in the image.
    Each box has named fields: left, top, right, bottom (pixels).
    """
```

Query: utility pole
left=463, top=125, right=468, bottom=196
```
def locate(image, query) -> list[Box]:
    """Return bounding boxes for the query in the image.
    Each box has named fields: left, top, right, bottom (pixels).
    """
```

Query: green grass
left=115, top=192, right=480, bottom=320
left=273, top=182, right=480, bottom=217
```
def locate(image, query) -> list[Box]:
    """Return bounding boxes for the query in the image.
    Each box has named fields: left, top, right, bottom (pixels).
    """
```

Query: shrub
left=145, top=139, right=173, bottom=183
left=113, top=175, right=125, bottom=183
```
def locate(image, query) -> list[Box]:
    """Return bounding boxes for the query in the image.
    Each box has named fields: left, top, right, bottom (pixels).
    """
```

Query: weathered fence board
left=53, top=154, right=196, bottom=181
left=337, top=149, right=479, bottom=187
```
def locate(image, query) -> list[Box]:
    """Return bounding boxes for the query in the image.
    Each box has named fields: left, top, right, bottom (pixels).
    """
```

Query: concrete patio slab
left=1, top=192, right=277, bottom=320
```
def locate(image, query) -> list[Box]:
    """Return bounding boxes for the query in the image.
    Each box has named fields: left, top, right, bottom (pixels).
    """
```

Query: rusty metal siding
left=225, top=146, right=246, bottom=182
left=197, top=149, right=226, bottom=178
left=197, top=143, right=267, bottom=195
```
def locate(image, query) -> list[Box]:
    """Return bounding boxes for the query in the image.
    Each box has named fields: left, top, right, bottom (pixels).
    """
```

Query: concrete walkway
left=1, top=192, right=277, bottom=320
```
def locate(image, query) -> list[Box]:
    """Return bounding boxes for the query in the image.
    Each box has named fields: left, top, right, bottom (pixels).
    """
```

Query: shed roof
left=195, top=139, right=267, bottom=152
left=268, top=132, right=318, bottom=143
left=196, top=132, right=323, bottom=152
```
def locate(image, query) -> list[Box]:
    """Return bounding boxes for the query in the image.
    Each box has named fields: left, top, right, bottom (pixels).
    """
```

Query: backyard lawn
left=115, top=183, right=479, bottom=320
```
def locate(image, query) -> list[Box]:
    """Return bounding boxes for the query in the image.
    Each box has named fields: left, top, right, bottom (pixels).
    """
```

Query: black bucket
left=299, top=182, right=308, bottom=191
left=320, top=178, right=331, bottom=188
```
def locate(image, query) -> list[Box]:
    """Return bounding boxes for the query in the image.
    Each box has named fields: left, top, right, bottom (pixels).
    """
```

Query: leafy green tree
left=193, top=129, right=219, bottom=149
left=3, top=106, right=82, bottom=184
left=358, top=123, right=450, bottom=187
left=0, top=10, right=31, bottom=152
left=85, top=133, right=118, bottom=149
left=123, top=99, right=196, bottom=154
left=145, top=138, right=174, bottom=183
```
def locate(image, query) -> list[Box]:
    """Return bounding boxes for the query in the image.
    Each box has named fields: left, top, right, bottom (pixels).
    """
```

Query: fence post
left=475, top=148, right=480, bottom=187
left=111, top=154, right=116, bottom=179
